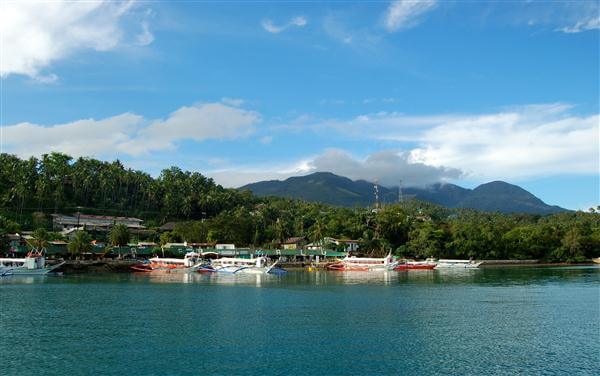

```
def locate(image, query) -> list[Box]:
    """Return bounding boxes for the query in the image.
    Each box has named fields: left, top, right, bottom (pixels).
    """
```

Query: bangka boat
left=199, top=257, right=287, bottom=275
left=434, top=259, right=482, bottom=269
left=327, top=254, right=398, bottom=271
left=394, top=259, right=437, bottom=271
left=130, top=251, right=202, bottom=273
left=0, top=251, right=65, bottom=275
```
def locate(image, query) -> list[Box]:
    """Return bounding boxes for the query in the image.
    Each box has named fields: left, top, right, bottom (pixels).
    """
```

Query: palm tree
left=29, top=228, right=49, bottom=251
left=67, top=231, right=92, bottom=259
left=109, top=224, right=130, bottom=247
left=309, top=219, right=324, bottom=250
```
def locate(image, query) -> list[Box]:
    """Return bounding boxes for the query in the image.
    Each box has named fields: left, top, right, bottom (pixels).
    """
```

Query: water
left=1, top=267, right=598, bottom=375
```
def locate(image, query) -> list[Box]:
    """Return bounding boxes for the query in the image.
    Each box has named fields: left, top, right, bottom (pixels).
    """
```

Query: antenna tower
left=398, top=179, right=404, bottom=203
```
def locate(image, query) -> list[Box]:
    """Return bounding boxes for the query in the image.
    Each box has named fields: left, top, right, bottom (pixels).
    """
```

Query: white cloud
left=221, top=97, right=245, bottom=107
left=309, top=149, right=461, bottom=187
left=0, top=0, right=153, bottom=80
left=259, top=136, right=273, bottom=144
left=136, top=21, right=154, bottom=46
left=3, top=102, right=260, bottom=158
left=262, top=16, right=307, bottom=33
left=384, top=0, right=437, bottom=32
left=557, top=16, right=600, bottom=33
left=208, top=148, right=461, bottom=188
left=322, top=104, right=598, bottom=180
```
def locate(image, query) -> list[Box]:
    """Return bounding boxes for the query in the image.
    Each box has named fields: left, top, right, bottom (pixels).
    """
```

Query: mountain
left=239, top=172, right=567, bottom=214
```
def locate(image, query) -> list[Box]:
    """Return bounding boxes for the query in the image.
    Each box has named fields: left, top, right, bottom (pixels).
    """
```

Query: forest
left=1, top=152, right=599, bottom=262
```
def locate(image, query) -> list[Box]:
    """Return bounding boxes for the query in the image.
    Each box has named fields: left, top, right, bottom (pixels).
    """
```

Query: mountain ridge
left=239, top=172, right=567, bottom=214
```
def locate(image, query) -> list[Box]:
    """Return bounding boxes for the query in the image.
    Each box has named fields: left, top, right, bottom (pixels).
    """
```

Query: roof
left=159, top=222, right=180, bottom=231
left=51, top=213, right=143, bottom=222
left=283, top=237, right=306, bottom=244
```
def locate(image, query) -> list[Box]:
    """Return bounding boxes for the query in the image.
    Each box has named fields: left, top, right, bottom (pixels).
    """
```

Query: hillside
left=239, top=172, right=567, bottom=214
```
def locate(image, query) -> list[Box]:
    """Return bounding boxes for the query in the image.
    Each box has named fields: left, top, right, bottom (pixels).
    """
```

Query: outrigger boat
left=394, top=259, right=437, bottom=271
left=327, top=254, right=398, bottom=271
left=0, top=250, right=65, bottom=275
left=434, top=259, right=482, bottom=269
left=197, top=257, right=287, bottom=275
left=130, top=251, right=203, bottom=273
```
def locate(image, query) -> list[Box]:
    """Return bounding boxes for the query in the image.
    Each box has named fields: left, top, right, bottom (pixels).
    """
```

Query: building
left=307, top=237, right=361, bottom=253
left=281, top=237, right=307, bottom=250
left=51, top=213, right=144, bottom=232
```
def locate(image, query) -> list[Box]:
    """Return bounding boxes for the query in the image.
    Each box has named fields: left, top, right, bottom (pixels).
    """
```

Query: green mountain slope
left=239, top=172, right=567, bottom=214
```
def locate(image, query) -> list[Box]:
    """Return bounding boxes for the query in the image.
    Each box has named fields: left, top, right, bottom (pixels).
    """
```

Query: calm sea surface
left=1, top=266, right=598, bottom=375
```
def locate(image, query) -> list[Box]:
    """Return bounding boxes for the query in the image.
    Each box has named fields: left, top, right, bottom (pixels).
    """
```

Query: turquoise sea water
left=1, top=267, right=599, bottom=375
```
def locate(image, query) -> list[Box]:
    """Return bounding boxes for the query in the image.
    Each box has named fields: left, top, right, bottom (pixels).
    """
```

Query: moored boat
left=130, top=251, right=202, bottom=273
left=394, top=260, right=437, bottom=271
left=201, top=257, right=286, bottom=275
left=434, top=259, right=482, bottom=269
left=327, top=254, right=397, bottom=271
left=0, top=250, right=65, bottom=275
left=592, top=257, right=600, bottom=264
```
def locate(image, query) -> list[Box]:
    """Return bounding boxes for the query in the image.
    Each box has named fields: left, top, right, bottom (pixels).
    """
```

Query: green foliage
left=30, top=228, right=49, bottom=250
left=0, top=215, right=19, bottom=252
left=67, top=231, right=92, bottom=257
left=109, top=224, right=130, bottom=247
left=1, top=152, right=598, bottom=262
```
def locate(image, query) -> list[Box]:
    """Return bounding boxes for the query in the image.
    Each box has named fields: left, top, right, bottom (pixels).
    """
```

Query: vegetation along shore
left=1, top=152, right=599, bottom=264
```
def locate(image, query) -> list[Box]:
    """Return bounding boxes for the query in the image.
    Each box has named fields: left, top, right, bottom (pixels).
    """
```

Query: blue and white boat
left=0, top=251, right=65, bottom=275
left=199, top=257, right=286, bottom=275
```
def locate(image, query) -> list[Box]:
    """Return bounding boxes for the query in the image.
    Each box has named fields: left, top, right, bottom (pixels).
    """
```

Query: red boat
left=394, top=263, right=436, bottom=271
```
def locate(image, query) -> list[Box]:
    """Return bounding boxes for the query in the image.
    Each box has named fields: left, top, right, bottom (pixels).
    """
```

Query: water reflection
left=1, top=266, right=598, bottom=287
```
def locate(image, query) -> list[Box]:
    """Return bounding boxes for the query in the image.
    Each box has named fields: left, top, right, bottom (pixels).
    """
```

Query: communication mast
left=398, top=179, right=404, bottom=203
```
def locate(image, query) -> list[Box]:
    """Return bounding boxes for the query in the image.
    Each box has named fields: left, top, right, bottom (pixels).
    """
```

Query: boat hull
left=209, top=266, right=287, bottom=274
left=394, top=264, right=436, bottom=271
left=4, top=261, right=65, bottom=275
left=434, top=262, right=482, bottom=269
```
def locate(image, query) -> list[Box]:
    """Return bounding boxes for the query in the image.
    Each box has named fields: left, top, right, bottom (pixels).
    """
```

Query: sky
left=0, top=0, right=599, bottom=210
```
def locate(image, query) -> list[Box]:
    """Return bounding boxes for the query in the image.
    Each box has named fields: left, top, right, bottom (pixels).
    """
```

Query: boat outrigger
left=0, top=250, right=65, bottom=275
left=327, top=254, right=398, bottom=271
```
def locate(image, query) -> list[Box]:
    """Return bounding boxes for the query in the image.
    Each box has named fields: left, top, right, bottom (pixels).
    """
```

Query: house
left=51, top=213, right=144, bottom=232
left=307, top=237, right=361, bottom=252
left=281, top=237, right=307, bottom=250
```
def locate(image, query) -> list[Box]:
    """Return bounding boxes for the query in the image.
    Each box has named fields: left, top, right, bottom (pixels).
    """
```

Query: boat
left=200, top=257, right=287, bottom=275
left=592, top=258, right=600, bottom=264
left=130, top=251, right=202, bottom=273
left=327, top=254, right=398, bottom=271
left=394, top=259, right=437, bottom=271
left=434, top=259, right=482, bottom=269
left=0, top=250, right=65, bottom=275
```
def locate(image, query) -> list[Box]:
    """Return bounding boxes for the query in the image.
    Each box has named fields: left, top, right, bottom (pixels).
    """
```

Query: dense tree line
left=0, top=152, right=255, bottom=226
left=1, top=152, right=598, bottom=262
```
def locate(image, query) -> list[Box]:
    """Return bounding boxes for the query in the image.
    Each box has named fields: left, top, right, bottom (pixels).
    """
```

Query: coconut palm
left=29, top=228, right=49, bottom=251
left=109, top=224, right=130, bottom=247
left=67, top=231, right=92, bottom=258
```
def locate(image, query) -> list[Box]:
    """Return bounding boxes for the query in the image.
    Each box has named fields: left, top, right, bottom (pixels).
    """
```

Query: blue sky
left=1, top=0, right=598, bottom=210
